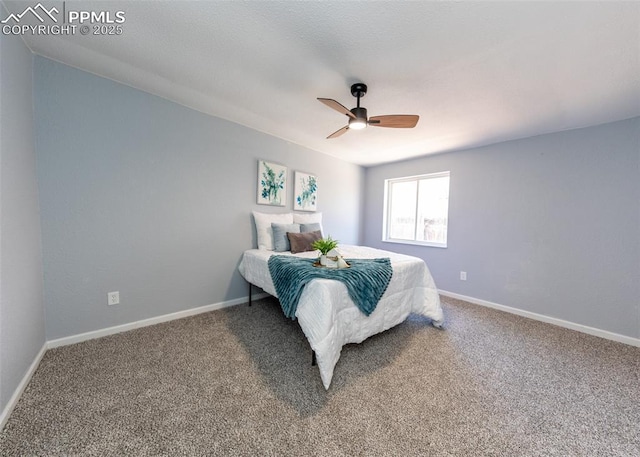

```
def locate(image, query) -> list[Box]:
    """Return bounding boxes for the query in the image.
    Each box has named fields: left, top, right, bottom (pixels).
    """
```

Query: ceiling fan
left=318, top=83, right=419, bottom=139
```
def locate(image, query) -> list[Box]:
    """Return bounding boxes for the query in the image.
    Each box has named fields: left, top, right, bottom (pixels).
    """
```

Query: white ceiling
left=5, top=0, right=640, bottom=166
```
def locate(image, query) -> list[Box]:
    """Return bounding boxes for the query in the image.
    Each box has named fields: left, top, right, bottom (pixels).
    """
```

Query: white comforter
left=238, top=245, right=444, bottom=389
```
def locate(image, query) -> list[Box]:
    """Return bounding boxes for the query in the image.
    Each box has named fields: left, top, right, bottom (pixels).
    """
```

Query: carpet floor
left=1, top=296, right=638, bottom=456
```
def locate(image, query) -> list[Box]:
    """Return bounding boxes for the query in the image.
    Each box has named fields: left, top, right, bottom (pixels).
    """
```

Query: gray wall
left=364, top=118, right=640, bottom=339
left=34, top=57, right=364, bottom=340
left=0, top=35, right=46, bottom=413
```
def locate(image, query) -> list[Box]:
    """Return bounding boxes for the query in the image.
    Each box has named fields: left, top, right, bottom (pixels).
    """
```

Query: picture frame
left=293, top=171, right=318, bottom=211
left=257, top=160, right=287, bottom=206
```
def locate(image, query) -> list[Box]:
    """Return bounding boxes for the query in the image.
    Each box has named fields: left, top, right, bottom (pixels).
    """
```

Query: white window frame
left=382, top=171, right=450, bottom=248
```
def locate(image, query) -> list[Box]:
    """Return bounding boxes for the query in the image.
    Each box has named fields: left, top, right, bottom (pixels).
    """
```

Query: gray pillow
left=271, top=223, right=300, bottom=252
left=300, top=223, right=322, bottom=236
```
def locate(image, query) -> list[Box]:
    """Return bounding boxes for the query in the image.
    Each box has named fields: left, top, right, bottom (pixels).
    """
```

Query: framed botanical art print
left=293, top=171, right=318, bottom=211
left=257, top=160, right=287, bottom=206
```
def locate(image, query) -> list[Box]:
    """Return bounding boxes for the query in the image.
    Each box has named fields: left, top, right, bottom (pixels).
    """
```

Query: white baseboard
left=0, top=343, right=47, bottom=430
left=439, top=290, right=640, bottom=348
left=47, top=292, right=269, bottom=349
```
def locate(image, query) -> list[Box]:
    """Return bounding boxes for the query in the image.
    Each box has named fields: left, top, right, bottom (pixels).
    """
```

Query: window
left=383, top=171, right=450, bottom=248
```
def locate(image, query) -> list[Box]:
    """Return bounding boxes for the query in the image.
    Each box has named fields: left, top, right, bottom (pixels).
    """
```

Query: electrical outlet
left=460, top=271, right=467, bottom=281
left=108, top=291, right=120, bottom=305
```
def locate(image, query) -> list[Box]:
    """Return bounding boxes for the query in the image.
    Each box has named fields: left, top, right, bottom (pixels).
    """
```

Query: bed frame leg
left=248, top=282, right=252, bottom=306
left=311, top=351, right=316, bottom=366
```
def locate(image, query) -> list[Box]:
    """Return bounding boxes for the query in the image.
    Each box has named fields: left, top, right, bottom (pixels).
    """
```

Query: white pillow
left=293, top=212, right=322, bottom=224
left=253, top=211, right=293, bottom=250
left=293, top=212, right=322, bottom=235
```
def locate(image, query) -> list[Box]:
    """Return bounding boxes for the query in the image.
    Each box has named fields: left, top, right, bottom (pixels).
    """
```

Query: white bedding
left=238, top=245, right=444, bottom=389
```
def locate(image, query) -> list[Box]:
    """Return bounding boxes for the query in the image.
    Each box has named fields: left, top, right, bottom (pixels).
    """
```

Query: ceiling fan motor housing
left=350, top=107, right=367, bottom=120
left=349, top=107, right=368, bottom=129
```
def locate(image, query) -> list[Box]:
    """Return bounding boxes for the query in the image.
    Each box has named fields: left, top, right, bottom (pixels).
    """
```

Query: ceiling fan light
left=349, top=118, right=367, bottom=130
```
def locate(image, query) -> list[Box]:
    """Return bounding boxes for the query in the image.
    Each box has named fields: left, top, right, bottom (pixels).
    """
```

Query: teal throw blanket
left=267, top=256, right=393, bottom=319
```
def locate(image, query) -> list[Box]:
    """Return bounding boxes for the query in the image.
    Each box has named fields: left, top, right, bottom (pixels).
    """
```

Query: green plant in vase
left=312, top=236, right=339, bottom=266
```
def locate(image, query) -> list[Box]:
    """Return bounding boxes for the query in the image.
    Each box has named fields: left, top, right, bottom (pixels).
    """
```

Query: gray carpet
left=1, top=296, right=638, bottom=456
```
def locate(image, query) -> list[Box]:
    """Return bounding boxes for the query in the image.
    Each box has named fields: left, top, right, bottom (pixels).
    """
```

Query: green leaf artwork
left=294, top=171, right=318, bottom=211
left=257, top=161, right=287, bottom=206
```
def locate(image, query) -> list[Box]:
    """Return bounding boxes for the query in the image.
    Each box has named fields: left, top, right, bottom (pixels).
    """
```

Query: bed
left=238, top=244, right=444, bottom=389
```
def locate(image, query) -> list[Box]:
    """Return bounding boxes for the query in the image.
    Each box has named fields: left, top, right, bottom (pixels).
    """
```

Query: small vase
left=320, top=255, right=327, bottom=266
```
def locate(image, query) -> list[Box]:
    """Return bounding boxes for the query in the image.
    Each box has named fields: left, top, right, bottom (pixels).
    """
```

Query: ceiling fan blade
left=369, top=115, right=419, bottom=128
left=318, top=98, right=356, bottom=119
left=327, top=125, right=349, bottom=139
